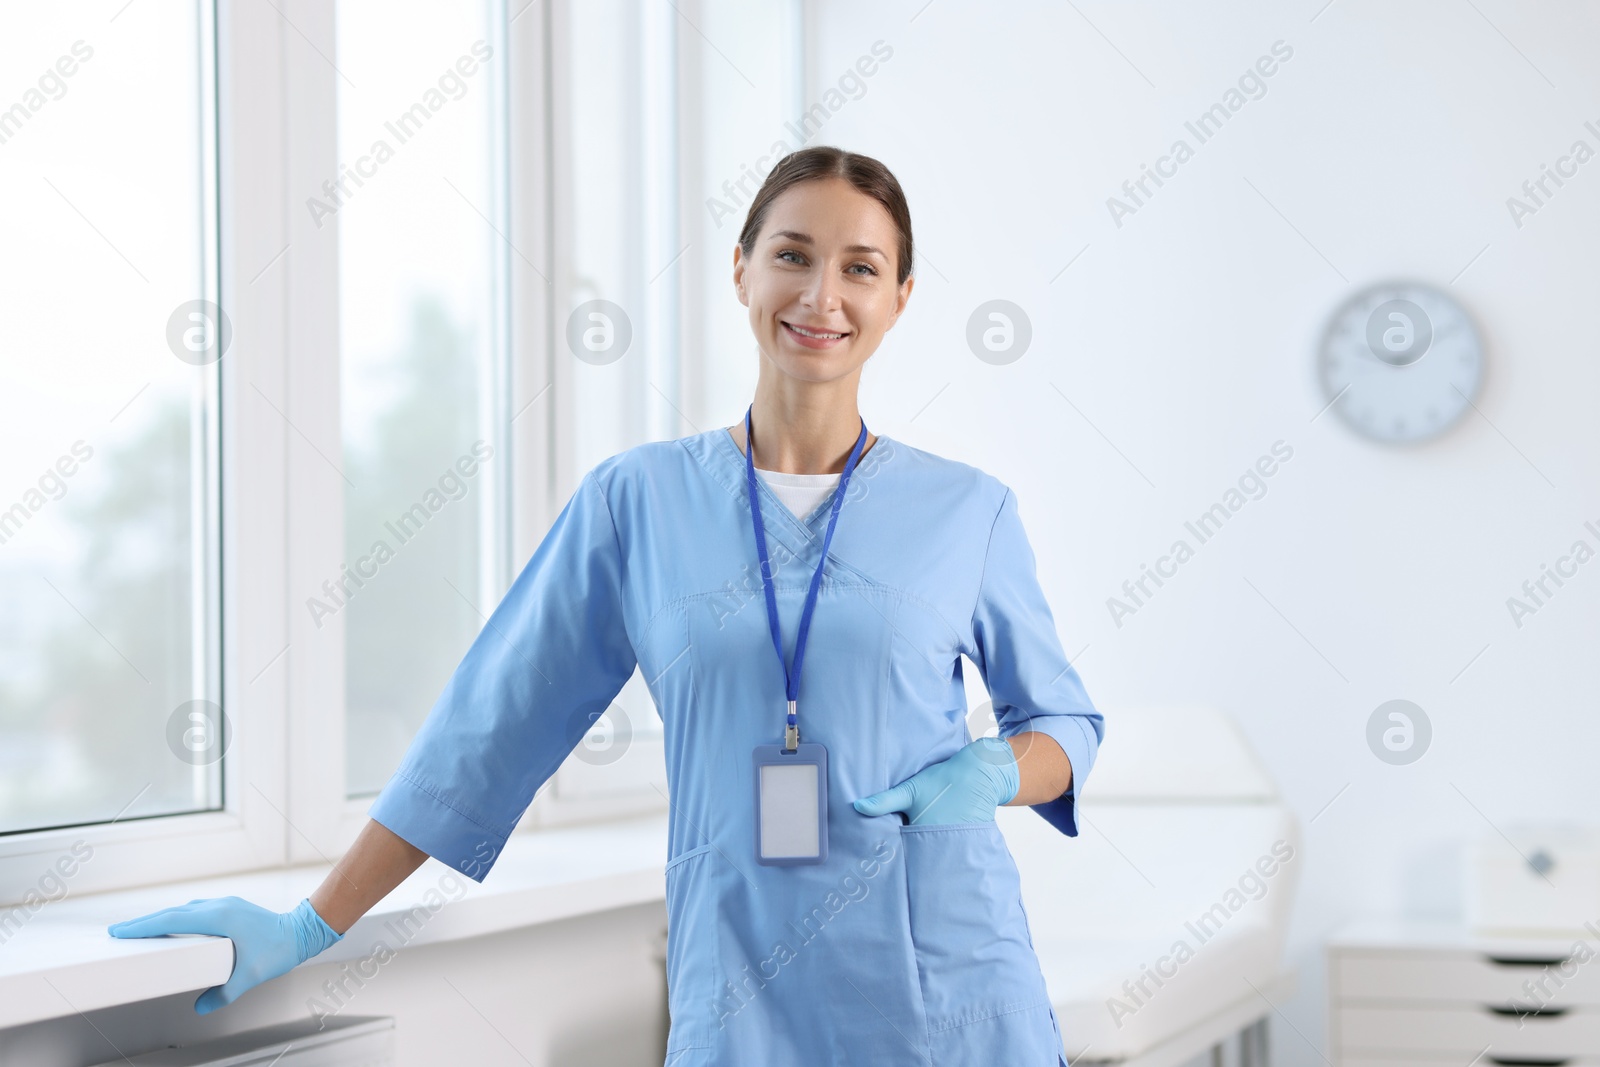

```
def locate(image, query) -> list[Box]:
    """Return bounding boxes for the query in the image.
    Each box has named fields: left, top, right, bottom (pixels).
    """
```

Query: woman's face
left=733, top=177, right=913, bottom=385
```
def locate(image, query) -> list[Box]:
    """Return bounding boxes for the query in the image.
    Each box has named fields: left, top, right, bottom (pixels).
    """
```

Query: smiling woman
left=493, top=146, right=1089, bottom=1063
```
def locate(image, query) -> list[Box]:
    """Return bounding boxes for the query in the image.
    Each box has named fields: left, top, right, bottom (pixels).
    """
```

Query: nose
left=800, top=265, right=842, bottom=315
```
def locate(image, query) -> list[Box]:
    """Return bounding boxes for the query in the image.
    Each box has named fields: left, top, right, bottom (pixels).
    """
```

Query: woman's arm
left=1003, top=731, right=1073, bottom=807
left=969, top=485, right=1103, bottom=834
left=309, top=818, right=429, bottom=935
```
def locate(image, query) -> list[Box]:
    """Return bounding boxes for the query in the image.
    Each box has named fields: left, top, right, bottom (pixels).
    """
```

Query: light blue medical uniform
left=368, top=427, right=1104, bottom=1066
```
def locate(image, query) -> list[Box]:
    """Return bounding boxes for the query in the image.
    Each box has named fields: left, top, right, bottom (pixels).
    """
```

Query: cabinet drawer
left=1335, top=949, right=1600, bottom=1006
left=1339, top=1005, right=1600, bottom=1056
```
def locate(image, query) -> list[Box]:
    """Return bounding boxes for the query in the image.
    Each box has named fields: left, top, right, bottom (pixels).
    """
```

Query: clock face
left=1317, top=282, right=1484, bottom=444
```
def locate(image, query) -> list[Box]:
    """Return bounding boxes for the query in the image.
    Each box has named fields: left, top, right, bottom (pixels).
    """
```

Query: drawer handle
left=1487, top=1004, right=1569, bottom=1019
left=1487, top=1059, right=1571, bottom=1067
left=1486, top=954, right=1572, bottom=968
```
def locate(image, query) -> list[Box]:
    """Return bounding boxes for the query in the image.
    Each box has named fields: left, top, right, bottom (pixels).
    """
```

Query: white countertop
left=0, top=813, right=668, bottom=1031
left=1327, top=914, right=1600, bottom=954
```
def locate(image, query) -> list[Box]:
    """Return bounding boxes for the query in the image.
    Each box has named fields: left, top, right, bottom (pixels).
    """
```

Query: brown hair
left=737, top=146, right=914, bottom=286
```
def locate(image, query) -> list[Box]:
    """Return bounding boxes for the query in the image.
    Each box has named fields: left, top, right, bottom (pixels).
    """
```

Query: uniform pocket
left=664, top=844, right=719, bottom=1053
left=899, top=822, right=1052, bottom=1034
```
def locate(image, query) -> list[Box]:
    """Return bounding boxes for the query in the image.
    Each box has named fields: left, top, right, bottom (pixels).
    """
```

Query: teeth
left=788, top=323, right=845, bottom=339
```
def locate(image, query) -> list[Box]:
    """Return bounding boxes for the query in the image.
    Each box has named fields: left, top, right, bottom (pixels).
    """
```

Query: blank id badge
left=752, top=742, right=829, bottom=865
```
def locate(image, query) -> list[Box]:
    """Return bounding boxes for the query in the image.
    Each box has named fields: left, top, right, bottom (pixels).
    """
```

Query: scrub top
left=368, top=426, right=1104, bottom=1067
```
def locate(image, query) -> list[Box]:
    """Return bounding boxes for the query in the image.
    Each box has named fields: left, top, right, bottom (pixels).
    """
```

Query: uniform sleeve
left=366, top=470, right=637, bottom=881
left=970, top=486, right=1103, bottom=837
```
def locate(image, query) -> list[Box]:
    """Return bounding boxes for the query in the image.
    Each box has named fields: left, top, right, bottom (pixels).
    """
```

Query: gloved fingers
left=107, top=903, right=212, bottom=939
left=194, top=935, right=248, bottom=1015
left=194, top=982, right=236, bottom=1016
left=109, top=897, right=252, bottom=939
left=902, top=779, right=960, bottom=825
left=852, top=778, right=918, bottom=818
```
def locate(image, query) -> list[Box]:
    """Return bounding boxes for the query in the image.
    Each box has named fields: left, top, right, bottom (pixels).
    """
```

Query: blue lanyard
left=743, top=404, right=869, bottom=752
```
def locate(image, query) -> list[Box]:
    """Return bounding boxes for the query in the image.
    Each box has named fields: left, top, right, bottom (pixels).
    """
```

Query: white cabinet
left=1329, top=919, right=1600, bottom=1065
left=86, top=1016, right=395, bottom=1066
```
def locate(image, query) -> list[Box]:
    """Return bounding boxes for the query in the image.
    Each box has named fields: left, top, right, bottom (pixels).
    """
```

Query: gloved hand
left=108, top=896, right=343, bottom=1014
left=853, top=736, right=1020, bottom=826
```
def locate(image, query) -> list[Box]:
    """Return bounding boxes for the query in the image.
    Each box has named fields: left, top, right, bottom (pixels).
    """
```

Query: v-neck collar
left=692, top=425, right=890, bottom=554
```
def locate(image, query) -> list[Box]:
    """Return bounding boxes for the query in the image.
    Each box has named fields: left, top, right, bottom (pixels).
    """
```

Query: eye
left=776, top=249, right=805, bottom=266
left=849, top=262, right=879, bottom=277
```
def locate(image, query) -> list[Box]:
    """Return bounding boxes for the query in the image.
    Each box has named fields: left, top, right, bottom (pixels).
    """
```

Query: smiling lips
left=782, top=321, right=850, bottom=348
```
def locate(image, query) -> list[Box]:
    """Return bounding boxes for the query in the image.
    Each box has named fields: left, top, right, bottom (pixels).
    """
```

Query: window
left=559, top=0, right=682, bottom=478
left=0, top=2, right=221, bottom=835
left=334, top=0, right=508, bottom=799
left=0, top=0, right=805, bottom=902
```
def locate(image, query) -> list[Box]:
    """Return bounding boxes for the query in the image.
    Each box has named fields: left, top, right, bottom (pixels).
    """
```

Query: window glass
left=0, top=2, right=221, bottom=833
left=335, top=0, right=501, bottom=796
left=564, top=0, right=681, bottom=479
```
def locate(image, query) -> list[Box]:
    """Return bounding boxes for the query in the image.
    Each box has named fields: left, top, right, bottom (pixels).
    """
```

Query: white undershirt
left=754, top=467, right=841, bottom=521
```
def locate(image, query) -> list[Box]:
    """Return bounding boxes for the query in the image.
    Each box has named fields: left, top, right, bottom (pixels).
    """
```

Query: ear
left=732, top=245, right=749, bottom=307
left=885, top=274, right=915, bottom=330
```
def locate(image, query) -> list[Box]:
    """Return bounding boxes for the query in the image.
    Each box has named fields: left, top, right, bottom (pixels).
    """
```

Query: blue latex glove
left=108, top=896, right=343, bottom=1014
left=853, top=736, right=1020, bottom=826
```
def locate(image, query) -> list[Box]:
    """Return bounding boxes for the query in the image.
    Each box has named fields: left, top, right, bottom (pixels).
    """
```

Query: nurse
left=109, top=146, right=1104, bottom=1066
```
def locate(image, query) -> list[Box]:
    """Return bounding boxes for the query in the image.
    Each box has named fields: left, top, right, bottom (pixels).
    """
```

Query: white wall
left=801, top=0, right=1600, bottom=1061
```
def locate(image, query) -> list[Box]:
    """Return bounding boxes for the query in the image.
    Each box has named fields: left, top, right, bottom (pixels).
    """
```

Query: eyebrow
left=768, top=229, right=886, bottom=259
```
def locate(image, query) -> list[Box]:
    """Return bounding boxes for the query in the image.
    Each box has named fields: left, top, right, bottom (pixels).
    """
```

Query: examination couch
left=997, top=705, right=1301, bottom=1067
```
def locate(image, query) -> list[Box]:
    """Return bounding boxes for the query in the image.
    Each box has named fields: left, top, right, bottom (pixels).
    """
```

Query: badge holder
left=753, top=709, right=829, bottom=866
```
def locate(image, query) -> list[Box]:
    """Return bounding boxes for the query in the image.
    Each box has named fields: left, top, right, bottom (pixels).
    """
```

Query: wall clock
left=1317, top=281, right=1484, bottom=444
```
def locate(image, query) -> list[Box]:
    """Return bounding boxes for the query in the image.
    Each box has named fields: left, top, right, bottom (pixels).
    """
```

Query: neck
left=730, top=359, right=876, bottom=474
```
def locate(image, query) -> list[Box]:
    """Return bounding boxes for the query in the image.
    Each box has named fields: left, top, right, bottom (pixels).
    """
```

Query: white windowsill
left=0, top=813, right=668, bottom=1032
